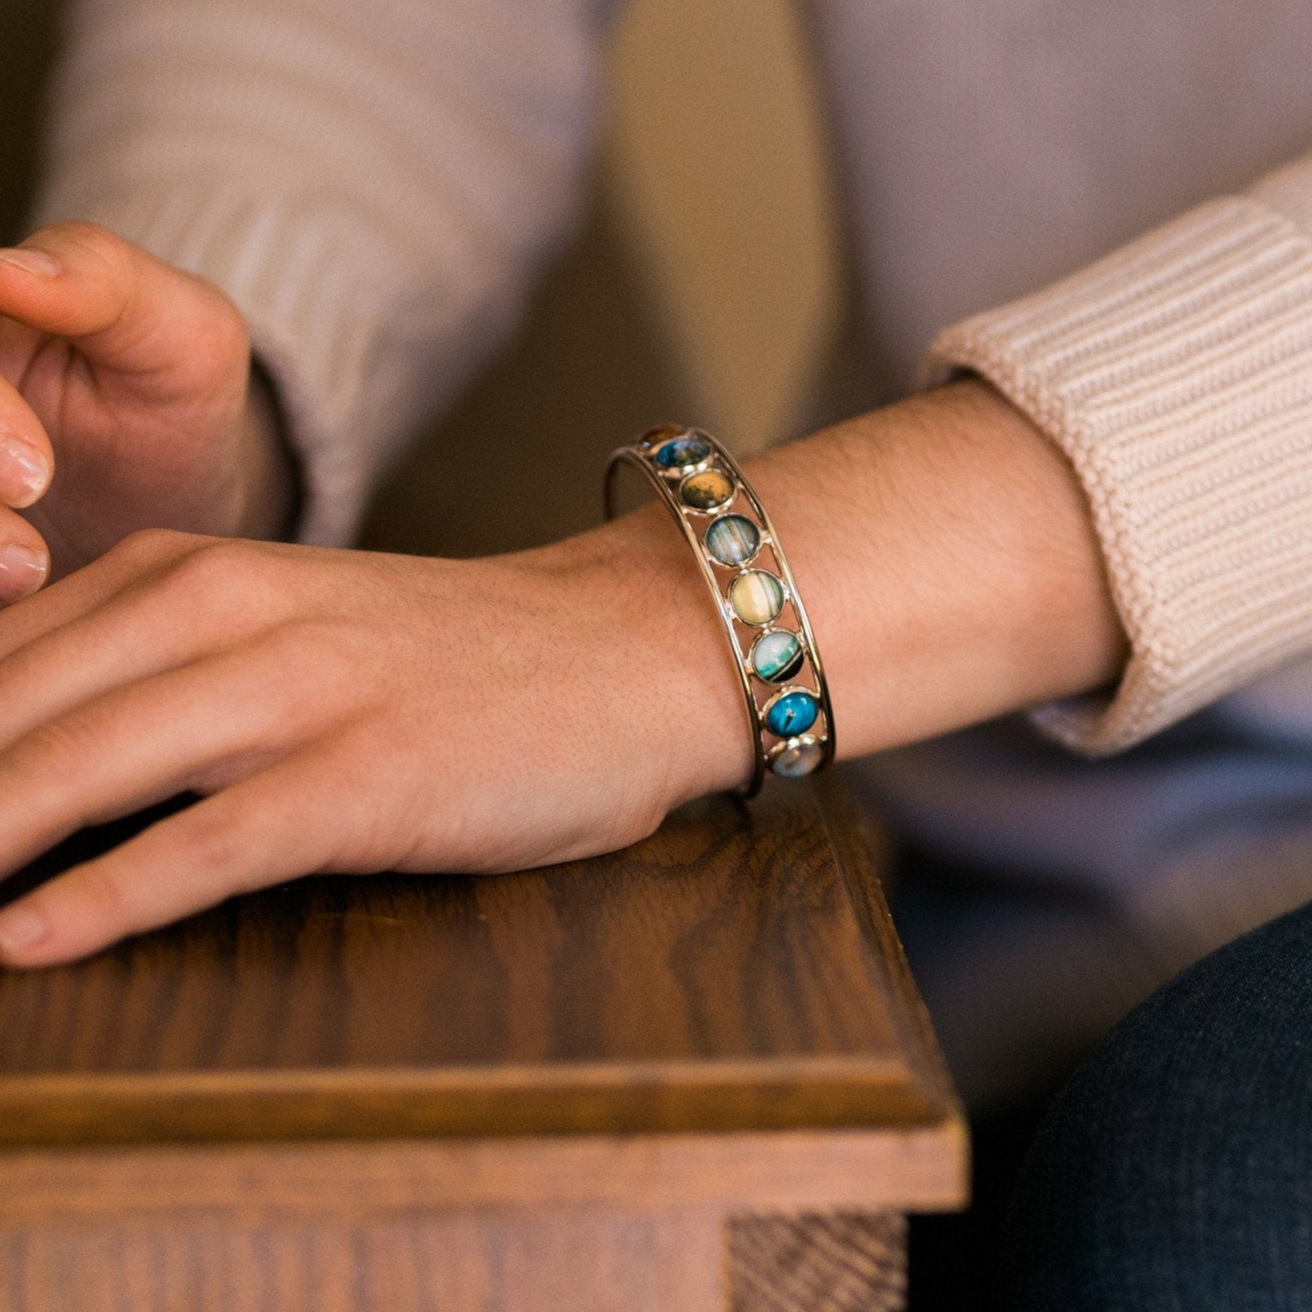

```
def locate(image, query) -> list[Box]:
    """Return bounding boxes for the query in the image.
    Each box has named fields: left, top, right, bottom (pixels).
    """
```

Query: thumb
left=0, top=222, right=248, bottom=388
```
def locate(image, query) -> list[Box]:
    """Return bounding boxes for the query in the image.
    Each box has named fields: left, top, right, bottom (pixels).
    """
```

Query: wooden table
left=0, top=771, right=965, bottom=1311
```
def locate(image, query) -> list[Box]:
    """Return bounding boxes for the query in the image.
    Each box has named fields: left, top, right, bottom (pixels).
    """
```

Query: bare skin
left=0, top=222, right=294, bottom=593
left=0, top=226, right=1127, bottom=967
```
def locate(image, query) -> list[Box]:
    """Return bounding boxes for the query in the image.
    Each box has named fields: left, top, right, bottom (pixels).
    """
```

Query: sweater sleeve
left=921, top=152, right=1312, bottom=755
left=31, top=0, right=613, bottom=546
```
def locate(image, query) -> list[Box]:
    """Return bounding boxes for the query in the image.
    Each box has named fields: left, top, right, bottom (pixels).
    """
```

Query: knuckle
left=34, top=220, right=130, bottom=277
left=203, top=287, right=249, bottom=356
left=174, top=802, right=255, bottom=884
left=29, top=219, right=112, bottom=249
left=34, top=219, right=114, bottom=244
left=170, top=272, right=250, bottom=379
left=103, top=535, right=290, bottom=639
left=18, top=713, right=98, bottom=779
left=164, top=539, right=274, bottom=602
left=112, top=526, right=196, bottom=567
left=73, top=862, right=142, bottom=934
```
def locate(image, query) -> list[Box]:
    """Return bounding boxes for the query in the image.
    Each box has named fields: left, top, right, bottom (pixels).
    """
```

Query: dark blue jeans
left=1002, top=898, right=1312, bottom=1310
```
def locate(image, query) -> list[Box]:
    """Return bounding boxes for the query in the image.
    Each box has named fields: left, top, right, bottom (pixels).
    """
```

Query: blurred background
left=0, top=0, right=856, bottom=558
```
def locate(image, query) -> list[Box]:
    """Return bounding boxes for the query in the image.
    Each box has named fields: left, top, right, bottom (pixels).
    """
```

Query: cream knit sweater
left=31, top=0, right=1312, bottom=760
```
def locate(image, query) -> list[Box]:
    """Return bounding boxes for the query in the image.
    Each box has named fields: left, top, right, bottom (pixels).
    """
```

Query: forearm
left=761, top=380, right=1128, bottom=752
left=563, top=380, right=1128, bottom=801
left=0, top=380, right=1124, bottom=966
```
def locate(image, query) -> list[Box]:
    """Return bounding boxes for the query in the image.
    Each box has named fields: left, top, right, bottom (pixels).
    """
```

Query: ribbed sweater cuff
left=921, top=194, right=1312, bottom=754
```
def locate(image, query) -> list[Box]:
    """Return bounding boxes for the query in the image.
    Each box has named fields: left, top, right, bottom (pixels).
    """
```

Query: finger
left=0, top=223, right=247, bottom=386
left=0, top=537, right=341, bottom=782
left=0, top=376, right=53, bottom=511
left=0, top=578, right=177, bottom=745
left=0, top=751, right=350, bottom=967
left=0, top=526, right=206, bottom=655
left=0, top=543, right=188, bottom=739
left=0, top=535, right=304, bottom=766
left=0, top=536, right=151, bottom=668
left=0, top=506, right=49, bottom=604
left=0, top=623, right=338, bottom=878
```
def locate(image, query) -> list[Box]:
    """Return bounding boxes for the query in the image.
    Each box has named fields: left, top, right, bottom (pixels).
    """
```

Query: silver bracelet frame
left=604, top=425, right=835, bottom=798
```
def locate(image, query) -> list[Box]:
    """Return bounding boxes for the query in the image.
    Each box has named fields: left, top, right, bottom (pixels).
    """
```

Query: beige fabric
left=33, top=0, right=608, bottom=547
left=923, top=188, right=1312, bottom=753
left=30, top=0, right=1312, bottom=755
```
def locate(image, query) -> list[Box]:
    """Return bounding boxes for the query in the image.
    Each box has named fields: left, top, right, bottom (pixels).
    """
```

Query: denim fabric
left=846, top=707, right=1312, bottom=1110
left=1001, top=898, right=1312, bottom=1310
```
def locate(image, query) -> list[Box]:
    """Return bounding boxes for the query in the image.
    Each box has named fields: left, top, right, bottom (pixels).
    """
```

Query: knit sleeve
left=921, top=152, right=1312, bottom=755
left=31, top=0, right=613, bottom=545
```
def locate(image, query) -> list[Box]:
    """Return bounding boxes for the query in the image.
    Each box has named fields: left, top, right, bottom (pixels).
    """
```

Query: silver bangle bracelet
left=604, top=425, right=835, bottom=798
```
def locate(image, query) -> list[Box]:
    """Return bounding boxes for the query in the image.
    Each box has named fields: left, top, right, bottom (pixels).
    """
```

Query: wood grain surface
left=0, top=774, right=965, bottom=1311
left=0, top=1205, right=730, bottom=1312
left=0, top=775, right=959, bottom=1146
left=729, top=1211, right=906, bottom=1312
left=0, top=1206, right=912, bottom=1312
left=0, top=1127, right=965, bottom=1215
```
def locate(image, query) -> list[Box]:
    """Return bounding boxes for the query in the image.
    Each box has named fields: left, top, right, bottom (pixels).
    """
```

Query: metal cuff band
left=604, top=425, right=835, bottom=798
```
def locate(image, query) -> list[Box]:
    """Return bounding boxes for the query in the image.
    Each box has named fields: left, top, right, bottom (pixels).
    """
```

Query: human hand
left=0, top=223, right=294, bottom=598
left=0, top=376, right=1128, bottom=969
left=0, top=515, right=747, bottom=967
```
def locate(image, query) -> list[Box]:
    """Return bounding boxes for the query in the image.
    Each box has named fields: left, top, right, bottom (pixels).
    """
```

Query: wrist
left=543, top=499, right=755, bottom=809
left=539, top=374, right=1128, bottom=818
left=741, top=379, right=1128, bottom=756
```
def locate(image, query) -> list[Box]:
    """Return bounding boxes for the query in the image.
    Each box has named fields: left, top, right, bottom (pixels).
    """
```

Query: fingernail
left=0, top=903, right=48, bottom=955
left=0, top=543, right=48, bottom=601
left=0, top=433, right=50, bottom=507
left=0, top=248, right=61, bottom=279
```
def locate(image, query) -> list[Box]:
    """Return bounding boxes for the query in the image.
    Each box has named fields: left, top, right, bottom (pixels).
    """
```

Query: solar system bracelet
left=604, top=425, right=835, bottom=798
